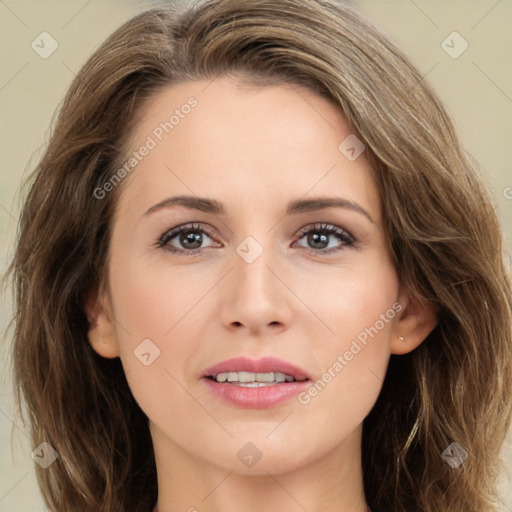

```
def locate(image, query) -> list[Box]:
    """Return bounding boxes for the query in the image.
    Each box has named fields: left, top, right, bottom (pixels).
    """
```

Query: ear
left=83, top=283, right=120, bottom=359
left=390, top=286, right=439, bottom=355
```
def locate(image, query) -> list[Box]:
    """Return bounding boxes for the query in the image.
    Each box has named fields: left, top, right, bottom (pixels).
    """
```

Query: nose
left=219, top=240, right=293, bottom=335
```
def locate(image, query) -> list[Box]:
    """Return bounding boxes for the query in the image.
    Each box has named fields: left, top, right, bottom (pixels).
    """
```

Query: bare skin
left=86, top=76, right=437, bottom=512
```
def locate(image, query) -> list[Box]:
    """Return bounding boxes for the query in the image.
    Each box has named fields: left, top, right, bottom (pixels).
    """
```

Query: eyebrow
left=143, top=195, right=375, bottom=223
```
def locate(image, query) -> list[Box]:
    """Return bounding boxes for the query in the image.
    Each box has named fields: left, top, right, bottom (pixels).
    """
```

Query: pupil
left=181, top=231, right=202, bottom=249
left=309, top=232, right=328, bottom=249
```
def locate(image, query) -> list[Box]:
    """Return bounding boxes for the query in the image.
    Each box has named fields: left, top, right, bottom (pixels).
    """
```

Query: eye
left=293, top=223, right=355, bottom=254
left=155, top=222, right=356, bottom=256
left=155, top=223, right=220, bottom=255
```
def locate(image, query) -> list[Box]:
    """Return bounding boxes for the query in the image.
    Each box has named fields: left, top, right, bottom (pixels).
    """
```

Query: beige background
left=0, top=0, right=510, bottom=510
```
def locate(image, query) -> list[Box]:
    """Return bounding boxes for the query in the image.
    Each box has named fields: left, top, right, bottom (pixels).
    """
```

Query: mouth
left=202, top=356, right=311, bottom=384
left=205, top=370, right=309, bottom=387
left=201, top=358, right=312, bottom=408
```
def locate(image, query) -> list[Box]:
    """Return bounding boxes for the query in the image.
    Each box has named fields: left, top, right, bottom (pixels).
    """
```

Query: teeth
left=213, top=371, right=295, bottom=384
left=230, top=382, right=279, bottom=387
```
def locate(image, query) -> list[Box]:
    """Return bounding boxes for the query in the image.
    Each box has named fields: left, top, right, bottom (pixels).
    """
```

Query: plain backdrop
left=1, top=1, right=511, bottom=511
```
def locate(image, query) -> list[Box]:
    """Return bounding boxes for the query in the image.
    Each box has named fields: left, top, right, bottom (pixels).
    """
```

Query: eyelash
left=155, top=222, right=356, bottom=256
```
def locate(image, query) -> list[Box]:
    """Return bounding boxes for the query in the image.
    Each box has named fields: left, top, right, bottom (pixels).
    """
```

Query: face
left=88, top=75, right=432, bottom=476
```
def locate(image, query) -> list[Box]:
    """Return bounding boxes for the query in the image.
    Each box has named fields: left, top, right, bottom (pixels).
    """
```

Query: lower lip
left=202, top=378, right=310, bottom=408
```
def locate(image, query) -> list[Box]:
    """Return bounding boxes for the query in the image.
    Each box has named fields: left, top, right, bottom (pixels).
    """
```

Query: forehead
left=114, top=76, right=380, bottom=223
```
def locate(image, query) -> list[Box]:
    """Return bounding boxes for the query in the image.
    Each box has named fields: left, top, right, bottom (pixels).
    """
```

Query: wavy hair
left=6, top=0, right=512, bottom=511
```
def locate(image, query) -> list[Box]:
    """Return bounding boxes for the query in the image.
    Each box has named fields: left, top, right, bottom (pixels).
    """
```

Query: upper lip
left=202, top=356, right=310, bottom=380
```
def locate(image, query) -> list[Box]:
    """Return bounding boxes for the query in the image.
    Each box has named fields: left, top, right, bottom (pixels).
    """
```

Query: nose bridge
left=220, top=232, right=292, bottom=332
left=233, top=233, right=276, bottom=302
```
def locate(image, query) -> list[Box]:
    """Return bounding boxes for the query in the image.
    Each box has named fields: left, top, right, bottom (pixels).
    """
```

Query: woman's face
left=89, top=75, right=428, bottom=475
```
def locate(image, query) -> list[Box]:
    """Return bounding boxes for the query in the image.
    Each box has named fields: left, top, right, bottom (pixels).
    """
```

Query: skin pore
left=86, top=76, right=437, bottom=512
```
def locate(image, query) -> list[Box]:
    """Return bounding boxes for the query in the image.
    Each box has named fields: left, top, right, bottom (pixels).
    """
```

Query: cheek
left=107, top=247, right=215, bottom=394
left=299, top=254, right=399, bottom=400
left=107, top=257, right=204, bottom=424
left=108, top=245, right=203, bottom=342
left=313, top=250, right=399, bottom=345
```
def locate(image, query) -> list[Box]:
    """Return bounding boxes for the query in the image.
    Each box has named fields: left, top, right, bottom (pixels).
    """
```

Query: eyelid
left=157, top=222, right=218, bottom=247
left=295, top=222, right=353, bottom=239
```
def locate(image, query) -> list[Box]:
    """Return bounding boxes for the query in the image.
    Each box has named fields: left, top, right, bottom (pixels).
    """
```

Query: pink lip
left=202, top=356, right=310, bottom=380
left=201, top=356, right=311, bottom=409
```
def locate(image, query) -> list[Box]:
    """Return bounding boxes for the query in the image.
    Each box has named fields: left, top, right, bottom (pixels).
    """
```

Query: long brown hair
left=5, top=0, right=512, bottom=510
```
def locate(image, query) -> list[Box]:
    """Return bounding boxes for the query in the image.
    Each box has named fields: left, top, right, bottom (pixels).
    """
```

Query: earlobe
left=90, top=333, right=120, bottom=359
left=391, top=290, right=439, bottom=355
left=84, top=285, right=120, bottom=359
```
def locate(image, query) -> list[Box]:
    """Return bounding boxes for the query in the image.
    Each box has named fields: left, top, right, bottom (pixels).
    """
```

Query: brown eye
left=176, top=230, right=204, bottom=250
left=156, top=223, right=219, bottom=254
left=295, top=223, right=355, bottom=254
